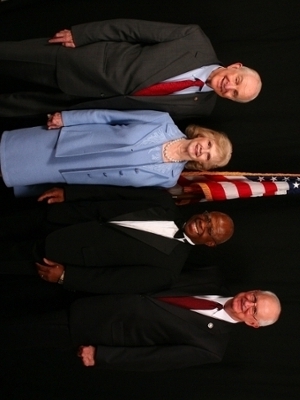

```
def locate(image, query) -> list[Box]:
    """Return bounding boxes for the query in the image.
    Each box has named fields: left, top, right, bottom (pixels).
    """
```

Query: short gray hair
left=257, top=291, right=281, bottom=327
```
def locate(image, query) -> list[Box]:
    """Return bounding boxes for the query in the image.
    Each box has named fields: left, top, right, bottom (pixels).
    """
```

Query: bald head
left=225, top=290, right=281, bottom=328
left=256, top=291, right=281, bottom=327
left=207, top=63, right=262, bottom=102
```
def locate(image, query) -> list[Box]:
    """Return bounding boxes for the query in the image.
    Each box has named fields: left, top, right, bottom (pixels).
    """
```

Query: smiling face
left=184, top=125, right=232, bottom=170
left=225, top=290, right=281, bottom=328
left=206, top=63, right=262, bottom=102
left=183, top=211, right=234, bottom=246
left=185, top=136, right=218, bottom=165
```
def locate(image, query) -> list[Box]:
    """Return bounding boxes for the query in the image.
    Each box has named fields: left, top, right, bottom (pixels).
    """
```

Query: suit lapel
left=108, top=223, right=185, bottom=254
left=132, top=52, right=220, bottom=93
left=151, top=297, right=232, bottom=335
left=108, top=206, right=187, bottom=254
left=110, top=206, right=175, bottom=222
left=150, top=267, right=232, bottom=334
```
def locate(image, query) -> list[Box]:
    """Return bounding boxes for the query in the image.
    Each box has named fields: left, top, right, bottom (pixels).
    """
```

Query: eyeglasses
left=247, top=291, right=258, bottom=321
left=203, top=211, right=217, bottom=246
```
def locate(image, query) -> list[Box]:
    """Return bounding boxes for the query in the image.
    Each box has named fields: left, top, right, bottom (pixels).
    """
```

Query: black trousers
left=0, top=276, right=73, bottom=350
left=0, top=205, right=47, bottom=274
left=0, top=38, right=85, bottom=117
left=0, top=38, right=58, bottom=88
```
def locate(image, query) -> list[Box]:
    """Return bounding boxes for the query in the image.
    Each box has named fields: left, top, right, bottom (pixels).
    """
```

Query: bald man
left=0, top=19, right=261, bottom=119
left=0, top=267, right=280, bottom=371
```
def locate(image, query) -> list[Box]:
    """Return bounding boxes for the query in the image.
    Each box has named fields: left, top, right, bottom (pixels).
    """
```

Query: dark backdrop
left=0, top=1, right=300, bottom=399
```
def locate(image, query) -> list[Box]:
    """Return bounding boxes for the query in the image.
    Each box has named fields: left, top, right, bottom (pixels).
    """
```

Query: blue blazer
left=1, top=110, right=187, bottom=195
left=57, top=109, right=186, bottom=187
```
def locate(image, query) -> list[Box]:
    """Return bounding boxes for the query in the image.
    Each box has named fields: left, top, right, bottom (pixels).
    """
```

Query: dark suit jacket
left=41, top=185, right=195, bottom=293
left=69, top=265, right=232, bottom=371
left=60, top=19, right=220, bottom=119
left=0, top=20, right=219, bottom=120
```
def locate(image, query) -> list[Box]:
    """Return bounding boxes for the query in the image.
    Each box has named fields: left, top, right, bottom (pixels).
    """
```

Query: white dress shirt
left=192, top=295, right=238, bottom=323
left=109, top=220, right=194, bottom=244
left=163, top=64, right=221, bottom=94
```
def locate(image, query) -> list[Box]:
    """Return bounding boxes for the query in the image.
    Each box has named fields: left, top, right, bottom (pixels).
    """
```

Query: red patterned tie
left=133, top=79, right=204, bottom=96
left=158, top=296, right=222, bottom=310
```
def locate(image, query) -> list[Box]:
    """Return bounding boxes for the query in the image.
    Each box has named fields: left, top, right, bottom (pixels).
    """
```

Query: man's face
left=207, top=63, right=260, bottom=102
left=184, top=211, right=233, bottom=246
left=225, top=290, right=279, bottom=328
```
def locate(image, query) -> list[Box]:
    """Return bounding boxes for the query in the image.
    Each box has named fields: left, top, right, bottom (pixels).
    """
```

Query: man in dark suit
left=0, top=19, right=261, bottom=119
left=0, top=185, right=234, bottom=294
left=0, top=266, right=281, bottom=371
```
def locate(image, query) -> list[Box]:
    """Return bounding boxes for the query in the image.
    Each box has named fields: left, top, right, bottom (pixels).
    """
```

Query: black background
left=1, top=1, right=300, bottom=399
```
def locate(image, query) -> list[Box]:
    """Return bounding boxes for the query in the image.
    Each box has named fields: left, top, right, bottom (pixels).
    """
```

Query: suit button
left=119, top=171, right=123, bottom=175
left=208, top=322, right=214, bottom=329
left=103, top=173, right=107, bottom=177
left=100, top=93, right=105, bottom=97
left=134, top=168, right=139, bottom=173
left=193, top=96, right=198, bottom=101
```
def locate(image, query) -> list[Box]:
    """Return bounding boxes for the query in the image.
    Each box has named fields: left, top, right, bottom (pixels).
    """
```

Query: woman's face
left=185, top=136, right=218, bottom=164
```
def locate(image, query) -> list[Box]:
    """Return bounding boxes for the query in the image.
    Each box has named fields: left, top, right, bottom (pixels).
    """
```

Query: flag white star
left=258, top=177, right=264, bottom=182
left=271, top=177, right=277, bottom=182
left=293, top=182, right=300, bottom=188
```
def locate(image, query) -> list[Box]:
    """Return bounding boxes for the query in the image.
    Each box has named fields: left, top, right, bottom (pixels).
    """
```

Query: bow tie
left=174, top=229, right=185, bottom=239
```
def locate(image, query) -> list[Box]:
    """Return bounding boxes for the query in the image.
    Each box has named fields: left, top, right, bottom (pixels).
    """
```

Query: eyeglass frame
left=247, top=290, right=259, bottom=321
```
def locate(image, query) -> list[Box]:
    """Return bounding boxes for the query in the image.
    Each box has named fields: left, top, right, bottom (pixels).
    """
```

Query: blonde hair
left=184, top=125, right=232, bottom=171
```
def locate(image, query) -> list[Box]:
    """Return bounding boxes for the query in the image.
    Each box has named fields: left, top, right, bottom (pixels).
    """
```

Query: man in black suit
left=0, top=19, right=261, bottom=119
left=0, top=266, right=281, bottom=371
left=0, top=185, right=234, bottom=294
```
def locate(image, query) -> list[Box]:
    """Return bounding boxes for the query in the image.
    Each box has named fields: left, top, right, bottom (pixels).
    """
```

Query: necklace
left=163, top=138, right=186, bottom=163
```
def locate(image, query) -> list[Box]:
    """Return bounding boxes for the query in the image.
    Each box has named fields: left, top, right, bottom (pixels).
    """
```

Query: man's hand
left=78, top=346, right=96, bottom=367
left=48, top=29, right=75, bottom=48
left=47, top=112, right=63, bottom=129
left=36, top=258, right=64, bottom=283
left=37, top=187, right=65, bottom=204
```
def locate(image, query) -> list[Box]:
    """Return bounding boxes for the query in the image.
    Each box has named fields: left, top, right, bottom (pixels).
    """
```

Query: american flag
left=171, top=172, right=300, bottom=203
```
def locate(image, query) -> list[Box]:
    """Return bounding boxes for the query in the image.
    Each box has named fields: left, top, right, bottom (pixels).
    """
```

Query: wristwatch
left=58, top=270, right=65, bottom=285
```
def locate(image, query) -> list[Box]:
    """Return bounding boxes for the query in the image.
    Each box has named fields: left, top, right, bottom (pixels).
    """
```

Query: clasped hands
left=77, top=346, right=96, bottom=367
left=47, top=112, right=63, bottom=129
left=36, top=187, right=66, bottom=282
left=36, top=258, right=64, bottom=283
left=36, top=256, right=95, bottom=367
left=48, top=29, right=75, bottom=48
left=37, top=183, right=95, bottom=366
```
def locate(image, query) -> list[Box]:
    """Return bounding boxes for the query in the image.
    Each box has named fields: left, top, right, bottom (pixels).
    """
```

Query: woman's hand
left=47, top=112, right=63, bottom=129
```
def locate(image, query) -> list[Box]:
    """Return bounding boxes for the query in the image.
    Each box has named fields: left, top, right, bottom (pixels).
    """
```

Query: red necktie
left=133, top=79, right=204, bottom=96
left=157, top=296, right=223, bottom=310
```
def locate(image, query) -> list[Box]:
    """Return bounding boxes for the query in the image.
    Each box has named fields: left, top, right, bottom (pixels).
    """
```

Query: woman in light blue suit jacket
left=0, top=109, right=231, bottom=193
